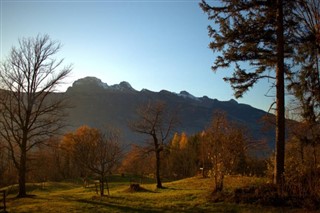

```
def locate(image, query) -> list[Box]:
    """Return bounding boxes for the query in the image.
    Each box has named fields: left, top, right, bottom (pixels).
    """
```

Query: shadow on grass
left=76, top=197, right=242, bottom=213
left=76, top=198, right=162, bottom=212
left=101, top=174, right=156, bottom=185
left=3, top=182, right=81, bottom=197
left=123, top=184, right=157, bottom=193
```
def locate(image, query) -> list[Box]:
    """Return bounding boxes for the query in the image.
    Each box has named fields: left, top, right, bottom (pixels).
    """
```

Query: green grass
left=2, top=175, right=313, bottom=213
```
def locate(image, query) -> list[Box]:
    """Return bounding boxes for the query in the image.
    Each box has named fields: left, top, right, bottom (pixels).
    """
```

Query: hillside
left=63, top=76, right=274, bottom=149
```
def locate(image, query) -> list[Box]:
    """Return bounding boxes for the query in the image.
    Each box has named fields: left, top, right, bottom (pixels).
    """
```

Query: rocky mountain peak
left=110, top=81, right=136, bottom=92
left=179, top=90, right=199, bottom=101
left=72, top=76, right=108, bottom=89
left=69, top=77, right=137, bottom=92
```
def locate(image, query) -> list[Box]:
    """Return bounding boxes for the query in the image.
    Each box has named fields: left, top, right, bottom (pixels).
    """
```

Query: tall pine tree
left=200, top=0, right=298, bottom=188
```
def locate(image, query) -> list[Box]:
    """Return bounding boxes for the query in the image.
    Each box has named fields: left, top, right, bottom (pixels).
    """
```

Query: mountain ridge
left=63, top=76, right=274, bottom=151
left=68, top=76, right=241, bottom=103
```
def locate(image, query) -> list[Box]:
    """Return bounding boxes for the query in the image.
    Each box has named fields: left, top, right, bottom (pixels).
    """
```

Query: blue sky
left=0, top=0, right=276, bottom=112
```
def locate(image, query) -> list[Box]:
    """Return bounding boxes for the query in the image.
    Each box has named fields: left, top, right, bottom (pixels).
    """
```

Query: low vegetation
left=1, top=175, right=314, bottom=213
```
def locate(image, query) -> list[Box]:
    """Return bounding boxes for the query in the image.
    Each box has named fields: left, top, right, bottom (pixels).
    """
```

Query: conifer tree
left=200, top=0, right=298, bottom=188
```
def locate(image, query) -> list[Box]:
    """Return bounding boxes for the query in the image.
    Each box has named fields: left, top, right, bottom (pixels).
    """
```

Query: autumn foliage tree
left=58, top=133, right=81, bottom=179
left=0, top=35, right=72, bottom=197
left=203, top=111, right=250, bottom=192
left=165, top=132, right=199, bottom=179
left=63, top=126, right=122, bottom=196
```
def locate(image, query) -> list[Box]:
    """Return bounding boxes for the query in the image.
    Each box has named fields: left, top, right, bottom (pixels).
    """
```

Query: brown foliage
left=203, top=111, right=251, bottom=192
left=62, top=125, right=122, bottom=196
left=119, top=145, right=154, bottom=177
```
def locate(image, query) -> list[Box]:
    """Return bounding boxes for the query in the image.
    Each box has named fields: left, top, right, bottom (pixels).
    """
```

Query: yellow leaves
left=180, top=133, right=188, bottom=150
left=170, top=132, right=188, bottom=150
left=171, top=133, right=180, bottom=148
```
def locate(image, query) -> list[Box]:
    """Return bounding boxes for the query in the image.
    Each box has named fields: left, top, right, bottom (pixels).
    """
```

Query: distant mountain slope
left=63, top=76, right=274, bottom=150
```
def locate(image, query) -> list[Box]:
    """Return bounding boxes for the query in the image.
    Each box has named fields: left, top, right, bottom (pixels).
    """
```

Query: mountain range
left=62, top=76, right=274, bottom=151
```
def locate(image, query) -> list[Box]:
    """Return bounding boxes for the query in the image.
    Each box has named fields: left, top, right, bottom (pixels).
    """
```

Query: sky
left=0, top=0, right=276, bottom=112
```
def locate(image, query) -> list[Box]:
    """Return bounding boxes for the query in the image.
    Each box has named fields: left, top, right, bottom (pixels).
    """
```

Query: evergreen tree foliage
left=200, top=0, right=298, bottom=188
left=200, top=0, right=296, bottom=98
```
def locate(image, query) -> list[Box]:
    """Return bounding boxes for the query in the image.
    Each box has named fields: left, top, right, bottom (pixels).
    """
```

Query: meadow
left=1, top=175, right=314, bottom=213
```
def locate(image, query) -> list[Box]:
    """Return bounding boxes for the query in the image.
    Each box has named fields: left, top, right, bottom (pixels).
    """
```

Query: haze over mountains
left=63, top=76, right=274, bottom=149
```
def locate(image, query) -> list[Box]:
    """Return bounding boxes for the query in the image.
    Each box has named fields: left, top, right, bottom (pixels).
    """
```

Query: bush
left=217, top=183, right=320, bottom=210
left=231, top=184, right=285, bottom=206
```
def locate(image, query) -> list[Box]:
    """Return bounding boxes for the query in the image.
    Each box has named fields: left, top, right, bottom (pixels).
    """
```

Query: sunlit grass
left=3, top=175, right=307, bottom=212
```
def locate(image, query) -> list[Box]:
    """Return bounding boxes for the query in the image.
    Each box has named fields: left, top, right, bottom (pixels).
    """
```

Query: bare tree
left=66, top=126, right=122, bottom=196
left=130, top=101, right=177, bottom=188
left=0, top=34, right=72, bottom=197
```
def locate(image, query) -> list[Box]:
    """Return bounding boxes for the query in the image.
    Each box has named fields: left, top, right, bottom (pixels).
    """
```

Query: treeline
left=121, top=112, right=267, bottom=183
left=0, top=112, right=267, bottom=191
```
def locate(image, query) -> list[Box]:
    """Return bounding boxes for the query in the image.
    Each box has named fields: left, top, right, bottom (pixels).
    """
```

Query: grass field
left=2, top=175, right=316, bottom=212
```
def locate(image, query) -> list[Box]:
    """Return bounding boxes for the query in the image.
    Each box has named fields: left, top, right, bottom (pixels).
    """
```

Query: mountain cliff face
left=63, top=77, right=274, bottom=149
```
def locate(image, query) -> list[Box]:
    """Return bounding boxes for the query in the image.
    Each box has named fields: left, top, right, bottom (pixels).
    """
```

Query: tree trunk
left=105, top=177, right=110, bottom=196
left=274, top=0, right=285, bottom=190
left=18, top=147, right=27, bottom=197
left=155, top=150, right=162, bottom=188
left=100, top=177, right=104, bottom=196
